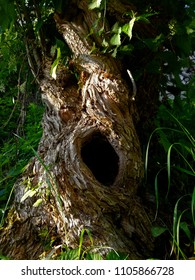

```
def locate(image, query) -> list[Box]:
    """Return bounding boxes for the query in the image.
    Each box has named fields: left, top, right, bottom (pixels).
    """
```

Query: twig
left=127, top=69, right=137, bottom=100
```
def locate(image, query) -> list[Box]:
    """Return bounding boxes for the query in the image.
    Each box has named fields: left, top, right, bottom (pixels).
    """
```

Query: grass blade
left=171, top=195, right=188, bottom=258
left=78, top=229, right=93, bottom=259
left=144, top=127, right=182, bottom=184
left=192, top=187, right=195, bottom=226
left=166, top=142, right=194, bottom=198
left=171, top=196, right=182, bottom=256
left=176, top=209, right=188, bottom=259
left=154, top=169, right=162, bottom=220
left=167, top=111, right=195, bottom=147
left=0, top=185, right=14, bottom=227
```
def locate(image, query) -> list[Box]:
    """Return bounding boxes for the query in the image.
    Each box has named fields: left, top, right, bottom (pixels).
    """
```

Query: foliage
left=41, top=228, right=128, bottom=260
left=0, top=253, right=10, bottom=260
left=0, top=18, right=44, bottom=224
left=0, top=103, right=44, bottom=225
left=145, top=110, right=194, bottom=259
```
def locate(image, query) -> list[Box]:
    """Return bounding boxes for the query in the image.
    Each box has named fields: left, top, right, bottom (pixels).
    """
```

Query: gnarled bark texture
left=0, top=0, right=154, bottom=259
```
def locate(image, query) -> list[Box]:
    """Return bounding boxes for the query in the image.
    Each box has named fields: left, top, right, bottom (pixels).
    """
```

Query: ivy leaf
left=110, top=24, right=121, bottom=46
left=88, top=0, right=102, bottom=10
left=112, top=22, right=121, bottom=34
left=137, top=12, right=159, bottom=23
left=119, top=44, right=134, bottom=55
left=110, top=33, right=121, bottom=46
left=122, top=17, right=136, bottom=40
left=151, top=226, right=168, bottom=237
left=143, top=33, right=165, bottom=52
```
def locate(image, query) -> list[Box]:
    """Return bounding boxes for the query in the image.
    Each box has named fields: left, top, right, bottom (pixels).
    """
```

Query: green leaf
left=60, top=248, right=80, bottom=260
left=138, top=12, right=159, bottom=22
left=7, top=165, right=26, bottom=177
left=186, top=18, right=195, bottom=34
left=0, top=254, right=10, bottom=260
left=167, top=111, right=195, bottom=148
left=56, top=47, right=61, bottom=60
left=50, top=48, right=61, bottom=79
left=158, top=129, right=172, bottom=153
left=111, top=22, right=121, bottom=34
left=110, top=33, right=121, bottom=46
left=154, top=168, right=166, bottom=219
left=171, top=195, right=188, bottom=258
left=122, top=17, right=136, bottom=40
left=88, top=0, right=102, bottom=10
left=167, top=143, right=178, bottom=196
left=192, top=187, right=195, bottom=226
left=79, top=229, right=93, bottom=259
left=179, top=222, right=191, bottom=240
left=0, top=0, right=16, bottom=31
left=33, top=198, right=43, bottom=207
left=86, top=253, right=103, bottom=260
left=143, top=34, right=165, bottom=52
left=102, top=39, right=109, bottom=47
left=106, top=251, right=128, bottom=260
left=151, top=226, right=168, bottom=237
left=119, top=44, right=134, bottom=55
left=0, top=190, right=7, bottom=201
left=175, top=166, right=195, bottom=176
left=21, top=189, right=37, bottom=202
left=111, top=47, right=118, bottom=58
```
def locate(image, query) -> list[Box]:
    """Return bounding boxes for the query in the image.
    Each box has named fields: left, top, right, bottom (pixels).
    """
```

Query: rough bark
left=0, top=0, right=154, bottom=259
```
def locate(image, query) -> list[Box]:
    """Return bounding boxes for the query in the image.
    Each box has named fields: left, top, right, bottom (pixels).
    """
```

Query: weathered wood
left=0, top=1, right=154, bottom=259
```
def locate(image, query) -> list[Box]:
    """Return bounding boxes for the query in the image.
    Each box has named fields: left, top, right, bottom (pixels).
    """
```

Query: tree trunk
left=0, top=0, right=154, bottom=259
